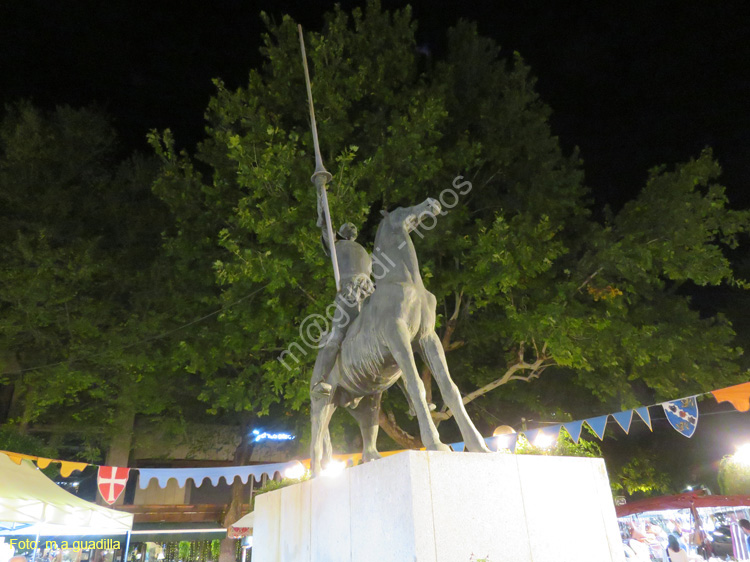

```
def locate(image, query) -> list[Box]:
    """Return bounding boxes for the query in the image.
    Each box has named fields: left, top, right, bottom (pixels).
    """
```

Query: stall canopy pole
left=123, top=530, right=132, bottom=562
left=30, top=533, right=39, bottom=562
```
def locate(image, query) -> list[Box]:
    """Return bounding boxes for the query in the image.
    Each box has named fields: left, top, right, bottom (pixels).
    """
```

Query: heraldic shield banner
left=662, top=397, right=699, bottom=438
left=97, top=466, right=130, bottom=504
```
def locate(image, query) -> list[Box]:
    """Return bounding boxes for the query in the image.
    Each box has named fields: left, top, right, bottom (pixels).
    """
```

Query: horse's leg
left=346, top=393, right=382, bottom=463
left=386, top=321, right=450, bottom=451
left=322, top=427, right=333, bottom=468
left=419, top=330, right=491, bottom=453
left=396, top=377, right=435, bottom=417
left=311, top=394, right=337, bottom=475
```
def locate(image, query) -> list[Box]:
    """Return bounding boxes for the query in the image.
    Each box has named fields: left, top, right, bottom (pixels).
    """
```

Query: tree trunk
left=219, top=417, right=254, bottom=562
left=0, top=352, right=21, bottom=424
left=101, top=403, right=136, bottom=506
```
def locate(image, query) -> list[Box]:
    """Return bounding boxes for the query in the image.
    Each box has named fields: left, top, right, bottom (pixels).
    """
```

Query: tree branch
left=378, top=408, right=423, bottom=449
left=435, top=344, right=555, bottom=422
left=577, top=267, right=603, bottom=292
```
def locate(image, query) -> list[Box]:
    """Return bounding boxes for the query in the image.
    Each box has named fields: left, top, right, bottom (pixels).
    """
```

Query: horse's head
left=379, top=197, right=442, bottom=237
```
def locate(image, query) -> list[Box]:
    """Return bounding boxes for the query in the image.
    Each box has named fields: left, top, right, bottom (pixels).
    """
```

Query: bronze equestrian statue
left=310, top=198, right=491, bottom=474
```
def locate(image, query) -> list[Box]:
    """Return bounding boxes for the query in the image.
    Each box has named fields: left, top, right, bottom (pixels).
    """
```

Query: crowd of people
left=621, top=513, right=750, bottom=561
left=621, top=519, right=703, bottom=561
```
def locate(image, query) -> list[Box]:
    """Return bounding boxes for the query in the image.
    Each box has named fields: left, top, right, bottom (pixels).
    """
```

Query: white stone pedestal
left=253, top=450, right=625, bottom=562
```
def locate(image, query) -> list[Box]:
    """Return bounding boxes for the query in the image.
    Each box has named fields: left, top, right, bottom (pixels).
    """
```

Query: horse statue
left=310, top=197, right=491, bottom=474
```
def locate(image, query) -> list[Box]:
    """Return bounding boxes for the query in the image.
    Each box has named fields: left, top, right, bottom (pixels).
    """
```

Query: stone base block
left=253, top=450, right=625, bottom=562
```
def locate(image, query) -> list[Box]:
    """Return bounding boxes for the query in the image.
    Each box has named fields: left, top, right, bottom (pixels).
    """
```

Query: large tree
left=150, top=0, right=750, bottom=459
left=0, top=102, right=189, bottom=468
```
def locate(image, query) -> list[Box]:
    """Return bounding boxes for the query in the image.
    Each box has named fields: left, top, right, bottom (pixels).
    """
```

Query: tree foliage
left=718, top=453, right=750, bottom=495
left=0, top=102, right=188, bottom=462
left=149, top=1, right=750, bottom=450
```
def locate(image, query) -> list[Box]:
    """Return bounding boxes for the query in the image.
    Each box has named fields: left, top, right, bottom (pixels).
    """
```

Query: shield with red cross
left=97, top=466, right=130, bottom=504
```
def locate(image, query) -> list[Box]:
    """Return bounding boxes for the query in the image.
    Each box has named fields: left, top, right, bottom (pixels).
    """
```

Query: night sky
left=3, top=0, right=750, bottom=489
left=2, top=0, right=749, bottom=209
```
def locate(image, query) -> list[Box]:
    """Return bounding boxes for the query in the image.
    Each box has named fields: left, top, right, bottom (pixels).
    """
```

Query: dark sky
left=2, top=0, right=749, bottom=210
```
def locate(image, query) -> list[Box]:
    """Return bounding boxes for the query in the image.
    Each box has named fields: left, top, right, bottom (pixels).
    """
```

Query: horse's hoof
left=362, top=451, right=382, bottom=463
left=429, top=443, right=452, bottom=453
left=467, top=442, right=492, bottom=453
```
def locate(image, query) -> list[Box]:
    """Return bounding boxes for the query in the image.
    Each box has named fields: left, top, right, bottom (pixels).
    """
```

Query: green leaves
left=145, top=1, right=750, bottom=448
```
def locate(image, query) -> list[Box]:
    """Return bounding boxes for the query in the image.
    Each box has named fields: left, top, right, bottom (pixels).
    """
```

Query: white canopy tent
left=227, top=511, right=253, bottom=539
left=0, top=453, right=133, bottom=535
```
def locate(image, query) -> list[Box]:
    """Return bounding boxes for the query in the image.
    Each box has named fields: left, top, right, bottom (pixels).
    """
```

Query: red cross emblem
left=97, top=466, right=130, bottom=504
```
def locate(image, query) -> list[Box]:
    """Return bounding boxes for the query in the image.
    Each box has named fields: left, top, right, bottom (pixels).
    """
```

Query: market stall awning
left=616, top=490, right=750, bottom=517
left=130, top=522, right=226, bottom=542
left=228, top=512, right=253, bottom=538
left=0, top=453, right=133, bottom=534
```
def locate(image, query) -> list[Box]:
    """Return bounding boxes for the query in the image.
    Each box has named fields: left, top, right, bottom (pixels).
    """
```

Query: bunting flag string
left=0, top=380, right=747, bottom=493
left=0, top=450, right=88, bottom=476
left=137, top=461, right=301, bottom=489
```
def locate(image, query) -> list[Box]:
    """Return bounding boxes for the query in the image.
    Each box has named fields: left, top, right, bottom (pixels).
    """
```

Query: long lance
left=298, top=25, right=341, bottom=292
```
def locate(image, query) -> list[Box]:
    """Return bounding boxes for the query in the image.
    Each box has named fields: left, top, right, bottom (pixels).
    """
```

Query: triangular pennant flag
left=451, top=442, right=465, bottom=452
left=635, top=406, right=652, bottom=431
left=97, top=466, right=131, bottom=504
left=495, top=432, right=518, bottom=452
left=538, top=425, right=562, bottom=447
left=562, top=420, right=583, bottom=443
left=585, top=415, right=608, bottom=440
left=611, top=410, right=634, bottom=434
left=522, top=429, right=540, bottom=445
left=712, top=382, right=750, bottom=412
left=662, top=397, right=699, bottom=438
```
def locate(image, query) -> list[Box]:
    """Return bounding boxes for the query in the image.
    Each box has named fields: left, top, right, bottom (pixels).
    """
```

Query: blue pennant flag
left=451, top=442, right=465, bottom=452
left=562, top=420, right=583, bottom=443
left=585, top=415, right=608, bottom=440
left=541, top=425, right=562, bottom=443
left=635, top=406, right=652, bottom=431
left=496, top=432, right=518, bottom=452
left=522, top=429, right=540, bottom=445
left=611, top=410, right=634, bottom=434
left=662, top=397, right=699, bottom=438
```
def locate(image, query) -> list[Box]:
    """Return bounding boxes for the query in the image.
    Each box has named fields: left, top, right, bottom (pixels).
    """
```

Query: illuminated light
left=252, top=430, right=295, bottom=442
left=686, top=485, right=693, bottom=491
left=320, top=460, right=346, bottom=478
left=284, top=462, right=307, bottom=480
left=533, top=431, right=556, bottom=450
left=493, top=425, right=516, bottom=436
left=734, top=443, right=750, bottom=465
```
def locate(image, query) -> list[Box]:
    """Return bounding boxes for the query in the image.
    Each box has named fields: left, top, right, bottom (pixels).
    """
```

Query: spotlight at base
left=321, top=460, right=346, bottom=478
left=284, top=462, right=307, bottom=480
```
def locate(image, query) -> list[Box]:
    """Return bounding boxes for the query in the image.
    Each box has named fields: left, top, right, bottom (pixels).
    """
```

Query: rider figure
left=310, top=192, right=375, bottom=397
